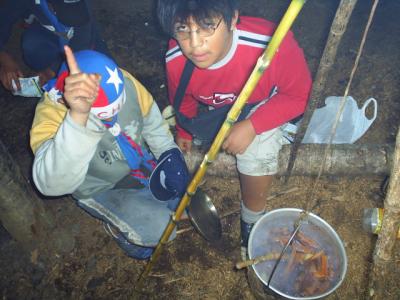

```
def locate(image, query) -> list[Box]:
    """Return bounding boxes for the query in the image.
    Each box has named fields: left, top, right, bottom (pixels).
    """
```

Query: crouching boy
left=30, top=46, right=189, bottom=259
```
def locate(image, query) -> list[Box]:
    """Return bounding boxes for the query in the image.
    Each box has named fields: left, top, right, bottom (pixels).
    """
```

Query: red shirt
left=166, top=16, right=312, bottom=140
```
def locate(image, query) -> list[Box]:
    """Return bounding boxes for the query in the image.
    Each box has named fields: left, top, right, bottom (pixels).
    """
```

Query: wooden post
left=0, top=139, right=54, bottom=251
left=286, top=0, right=359, bottom=180
left=368, top=128, right=400, bottom=299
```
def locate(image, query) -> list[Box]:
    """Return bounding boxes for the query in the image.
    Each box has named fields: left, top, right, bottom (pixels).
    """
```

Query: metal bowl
left=248, top=208, right=347, bottom=300
left=187, top=188, right=222, bottom=242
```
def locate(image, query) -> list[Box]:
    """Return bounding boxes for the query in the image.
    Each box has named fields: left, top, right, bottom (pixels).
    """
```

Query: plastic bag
left=302, top=96, right=377, bottom=144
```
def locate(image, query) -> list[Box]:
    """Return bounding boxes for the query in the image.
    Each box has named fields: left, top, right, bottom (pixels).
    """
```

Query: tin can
left=362, top=208, right=400, bottom=238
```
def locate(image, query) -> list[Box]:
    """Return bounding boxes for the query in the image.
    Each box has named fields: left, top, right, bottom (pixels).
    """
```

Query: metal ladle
left=186, top=188, right=222, bottom=242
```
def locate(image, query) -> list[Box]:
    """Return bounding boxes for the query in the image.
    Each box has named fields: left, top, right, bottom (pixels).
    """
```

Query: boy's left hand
left=222, top=119, right=256, bottom=155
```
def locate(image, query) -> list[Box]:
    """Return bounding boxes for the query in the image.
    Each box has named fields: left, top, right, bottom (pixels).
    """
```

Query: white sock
left=240, top=201, right=265, bottom=224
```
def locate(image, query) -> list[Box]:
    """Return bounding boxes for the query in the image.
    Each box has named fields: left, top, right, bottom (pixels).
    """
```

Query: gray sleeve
left=32, top=112, right=105, bottom=196
left=141, top=102, right=178, bottom=159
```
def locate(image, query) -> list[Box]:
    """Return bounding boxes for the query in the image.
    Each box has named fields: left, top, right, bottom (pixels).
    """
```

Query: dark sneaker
left=104, top=223, right=154, bottom=260
left=240, top=219, right=255, bottom=260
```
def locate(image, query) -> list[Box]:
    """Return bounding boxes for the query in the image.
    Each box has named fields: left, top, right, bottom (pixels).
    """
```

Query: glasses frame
left=173, top=18, right=223, bottom=41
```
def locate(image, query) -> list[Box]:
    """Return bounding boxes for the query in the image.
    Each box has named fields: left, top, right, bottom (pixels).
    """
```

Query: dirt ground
left=1, top=0, right=400, bottom=299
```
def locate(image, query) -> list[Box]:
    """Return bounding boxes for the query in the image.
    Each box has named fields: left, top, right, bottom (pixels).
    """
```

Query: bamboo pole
left=285, top=0, right=358, bottom=182
left=136, top=0, right=307, bottom=288
left=368, top=128, right=400, bottom=299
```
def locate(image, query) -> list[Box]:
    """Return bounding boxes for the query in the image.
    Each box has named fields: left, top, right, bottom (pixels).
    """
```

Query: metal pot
left=248, top=208, right=347, bottom=299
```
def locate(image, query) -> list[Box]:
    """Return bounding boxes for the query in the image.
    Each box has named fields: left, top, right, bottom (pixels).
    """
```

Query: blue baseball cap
left=149, top=148, right=189, bottom=201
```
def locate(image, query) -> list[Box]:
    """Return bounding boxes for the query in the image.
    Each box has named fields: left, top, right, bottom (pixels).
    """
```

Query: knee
left=21, top=26, right=61, bottom=71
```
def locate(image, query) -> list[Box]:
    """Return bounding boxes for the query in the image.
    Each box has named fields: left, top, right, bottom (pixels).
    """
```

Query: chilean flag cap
left=44, top=50, right=126, bottom=120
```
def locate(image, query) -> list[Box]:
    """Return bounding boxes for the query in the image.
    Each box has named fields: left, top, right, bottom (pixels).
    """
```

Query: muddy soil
left=1, top=0, right=399, bottom=299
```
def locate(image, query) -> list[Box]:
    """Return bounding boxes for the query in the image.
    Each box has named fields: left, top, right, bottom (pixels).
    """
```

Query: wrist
left=69, top=110, right=90, bottom=127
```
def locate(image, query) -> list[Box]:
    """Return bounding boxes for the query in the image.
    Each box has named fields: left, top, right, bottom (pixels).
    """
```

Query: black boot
left=240, top=219, right=254, bottom=260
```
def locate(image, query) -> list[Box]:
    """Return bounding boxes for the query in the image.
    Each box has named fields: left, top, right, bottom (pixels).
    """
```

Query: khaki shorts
left=236, top=127, right=287, bottom=176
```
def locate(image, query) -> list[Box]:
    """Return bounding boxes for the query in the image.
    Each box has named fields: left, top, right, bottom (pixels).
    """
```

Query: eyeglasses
left=173, top=18, right=223, bottom=41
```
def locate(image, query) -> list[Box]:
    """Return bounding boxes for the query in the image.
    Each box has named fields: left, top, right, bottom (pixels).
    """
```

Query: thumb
left=64, top=45, right=81, bottom=75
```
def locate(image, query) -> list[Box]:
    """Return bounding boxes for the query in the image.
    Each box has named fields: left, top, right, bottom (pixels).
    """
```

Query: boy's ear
left=230, top=10, right=239, bottom=31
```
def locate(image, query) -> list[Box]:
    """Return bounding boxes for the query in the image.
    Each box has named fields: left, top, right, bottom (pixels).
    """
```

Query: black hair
left=157, top=0, right=239, bottom=36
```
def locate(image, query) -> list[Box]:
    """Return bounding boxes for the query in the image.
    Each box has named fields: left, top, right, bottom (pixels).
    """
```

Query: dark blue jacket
left=0, top=0, right=99, bottom=52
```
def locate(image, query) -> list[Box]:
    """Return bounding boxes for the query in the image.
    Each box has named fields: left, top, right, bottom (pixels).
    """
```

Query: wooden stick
left=236, top=253, right=282, bottom=270
left=285, top=0, right=359, bottom=182
left=176, top=227, right=193, bottom=235
left=368, top=126, right=400, bottom=299
left=267, top=187, right=299, bottom=200
left=236, top=252, right=314, bottom=270
left=184, top=144, right=394, bottom=177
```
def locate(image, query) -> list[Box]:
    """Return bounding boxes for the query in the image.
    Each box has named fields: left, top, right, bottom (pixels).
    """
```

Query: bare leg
left=239, top=173, right=273, bottom=211
left=239, top=173, right=273, bottom=259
